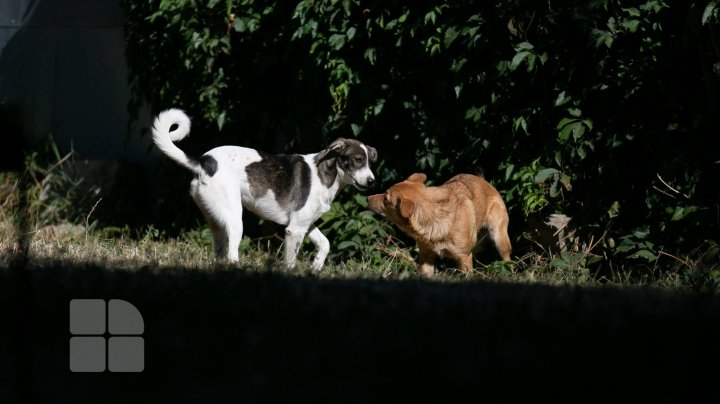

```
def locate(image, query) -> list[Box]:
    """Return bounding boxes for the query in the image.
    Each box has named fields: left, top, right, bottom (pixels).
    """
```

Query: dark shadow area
left=1, top=258, right=719, bottom=403
left=0, top=0, right=162, bottom=232
left=0, top=103, right=26, bottom=171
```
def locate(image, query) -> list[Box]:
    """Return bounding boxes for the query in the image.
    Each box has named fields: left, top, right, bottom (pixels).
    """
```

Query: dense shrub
left=122, top=0, right=720, bottom=272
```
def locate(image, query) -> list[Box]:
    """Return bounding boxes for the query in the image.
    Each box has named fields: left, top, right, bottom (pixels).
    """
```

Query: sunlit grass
left=0, top=219, right=692, bottom=293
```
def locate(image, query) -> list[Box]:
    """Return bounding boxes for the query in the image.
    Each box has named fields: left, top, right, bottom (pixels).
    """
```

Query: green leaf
left=631, top=250, right=658, bottom=261
left=623, top=7, right=641, bottom=17
left=549, top=179, right=559, bottom=197
left=232, top=17, right=246, bottom=32
left=632, top=228, right=651, bottom=239
left=592, top=29, right=614, bottom=48
left=703, top=1, right=718, bottom=25
left=510, top=51, right=530, bottom=71
left=557, top=117, right=577, bottom=130
left=576, top=146, right=586, bottom=159
left=615, top=243, right=634, bottom=253
left=572, top=123, right=585, bottom=141
left=554, top=91, right=571, bottom=107
left=535, top=168, right=559, bottom=183
left=398, top=10, right=409, bottom=23
left=454, top=85, right=462, bottom=98
left=504, top=164, right=515, bottom=180
left=559, top=173, right=572, bottom=191
left=513, top=116, right=528, bottom=134
left=621, top=19, right=640, bottom=33
left=346, top=26, right=357, bottom=40
left=451, top=58, right=467, bottom=73
left=515, top=41, right=534, bottom=51
left=444, top=26, right=459, bottom=48
left=364, top=47, right=376, bottom=65
left=558, top=120, right=578, bottom=142
left=539, top=52, right=549, bottom=65
left=328, top=34, right=346, bottom=50
left=371, top=98, right=386, bottom=116
left=354, top=193, right=368, bottom=207
left=568, top=108, right=582, bottom=118
left=216, top=111, right=226, bottom=130
left=671, top=205, right=698, bottom=221
left=424, top=11, right=436, bottom=25
left=526, top=53, right=537, bottom=71
left=337, top=240, right=358, bottom=250
left=641, top=1, right=667, bottom=13
left=464, top=106, right=482, bottom=121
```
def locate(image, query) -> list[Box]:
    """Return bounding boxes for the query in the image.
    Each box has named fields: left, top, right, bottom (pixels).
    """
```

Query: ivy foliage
left=122, top=0, right=720, bottom=270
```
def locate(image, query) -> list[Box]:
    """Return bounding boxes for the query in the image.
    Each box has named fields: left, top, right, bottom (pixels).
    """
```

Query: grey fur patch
left=198, top=155, right=218, bottom=177
left=314, top=152, right=338, bottom=188
left=246, top=153, right=311, bottom=211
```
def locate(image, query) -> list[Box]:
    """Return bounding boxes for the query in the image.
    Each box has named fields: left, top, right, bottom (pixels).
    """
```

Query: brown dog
left=368, top=173, right=511, bottom=276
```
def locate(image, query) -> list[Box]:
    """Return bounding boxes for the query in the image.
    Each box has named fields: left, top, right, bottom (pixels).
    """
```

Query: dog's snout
left=367, top=177, right=376, bottom=188
left=367, top=194, right=384, bottom=214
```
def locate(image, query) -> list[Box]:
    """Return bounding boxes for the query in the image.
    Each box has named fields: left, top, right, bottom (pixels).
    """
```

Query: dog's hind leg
left=225, top=217, right=243, bottom=263
left=487, top=202, right=512, bottom=261
left=192, top=180, right=243, bottom=263
left=207, top=217, right=227, bottom=259
left=307, top=225, right=330, bottom=271
left=221, top=197, right=244, bottom=263
left=493, top=231, right=512, bottom=262
left=192, top=191, right=228, bottom=260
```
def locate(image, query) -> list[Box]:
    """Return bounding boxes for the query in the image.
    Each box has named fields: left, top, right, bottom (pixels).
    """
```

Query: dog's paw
left=310, top=260, right=324, bottom=272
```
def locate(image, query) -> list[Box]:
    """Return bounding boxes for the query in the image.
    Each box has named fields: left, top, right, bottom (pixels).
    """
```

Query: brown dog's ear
left=406, top=173, right=427, bottom=184
left=398, top=196, right=416, bottom=218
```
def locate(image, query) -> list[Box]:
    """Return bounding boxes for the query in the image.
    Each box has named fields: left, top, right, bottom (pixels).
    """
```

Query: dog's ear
left=366, top=145, right=378, bottom=164
left=398, top=196, right=416, bottom=218
left=315, top=138, right=347, bottom=163
left=327, top=138, right=347, bottom=153
left=406, top=173, right=427, bottom=184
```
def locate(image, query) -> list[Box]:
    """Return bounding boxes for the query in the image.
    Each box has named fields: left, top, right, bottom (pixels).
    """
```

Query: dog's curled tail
left=152, top=108, right=201, bottom=175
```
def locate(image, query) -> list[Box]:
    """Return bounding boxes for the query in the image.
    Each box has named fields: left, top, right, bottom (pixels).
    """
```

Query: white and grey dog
left=152, top=108, right=377, bottom=270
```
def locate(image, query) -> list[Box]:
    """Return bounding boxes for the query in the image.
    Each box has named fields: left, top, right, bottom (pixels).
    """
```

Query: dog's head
left=367, top=173, right=427, bottom=231
left=315, top=138, right=377, bottom=191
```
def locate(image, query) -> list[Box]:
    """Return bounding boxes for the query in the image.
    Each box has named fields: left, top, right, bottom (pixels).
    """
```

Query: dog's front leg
left=283, top=225, right=308, bottom=269
left=418, top=245, right=437, bottom=277
left=307, top=226, right=330, bottom=271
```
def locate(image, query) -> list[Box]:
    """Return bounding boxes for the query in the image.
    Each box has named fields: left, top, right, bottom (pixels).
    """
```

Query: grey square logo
left=70, top=337, right=106, bottom=372
left=70, top=299, right=106, bottom=335
left=69, top=299, right=144, bottom=373
left=108, top=299, right=144, bottom=335
left=108, top=337, right=144, bottom=372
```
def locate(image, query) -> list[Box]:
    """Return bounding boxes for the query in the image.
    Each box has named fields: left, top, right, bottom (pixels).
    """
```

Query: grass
left=0, top=223, right=696, bottom=291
